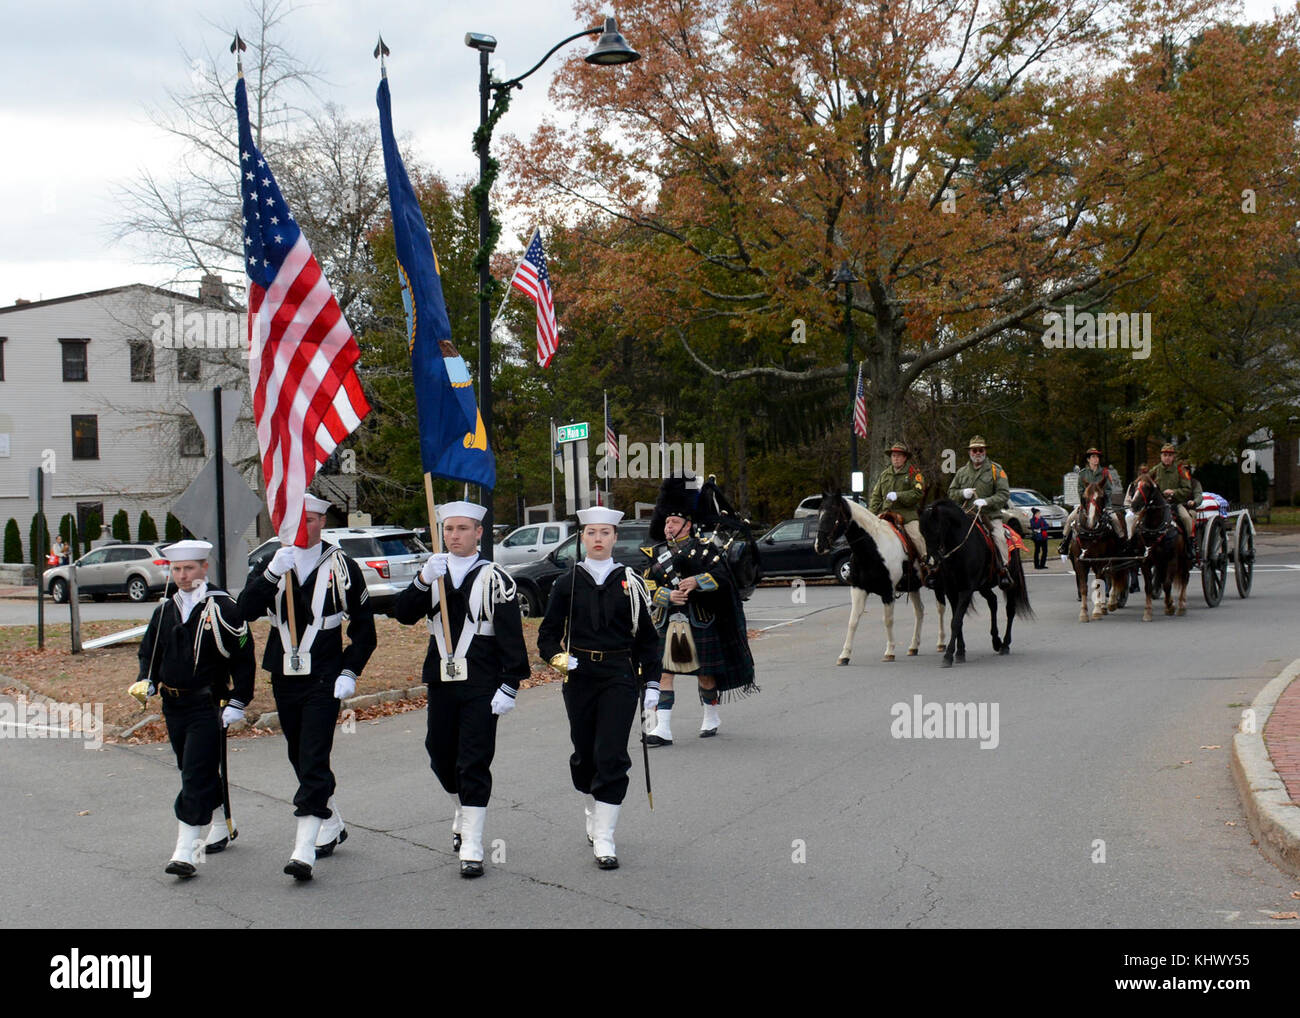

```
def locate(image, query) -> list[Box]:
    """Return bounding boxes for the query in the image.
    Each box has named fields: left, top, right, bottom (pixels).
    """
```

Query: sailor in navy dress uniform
left=128, top=540, right=255, bottom=878
left=537, top=507, right=660, bottom=869
left=392, top=500, right=529, bottom=878
left=234, top=494, right=376, bottom=880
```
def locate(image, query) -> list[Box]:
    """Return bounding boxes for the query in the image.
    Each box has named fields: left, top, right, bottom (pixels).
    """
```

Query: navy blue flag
left=377, top=73, right=495, bottom=489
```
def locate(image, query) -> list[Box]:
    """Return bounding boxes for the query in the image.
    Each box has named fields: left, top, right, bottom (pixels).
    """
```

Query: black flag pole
left=230, top=31, right=246, bottom=72
left=374, top=34, right=390, bottom=69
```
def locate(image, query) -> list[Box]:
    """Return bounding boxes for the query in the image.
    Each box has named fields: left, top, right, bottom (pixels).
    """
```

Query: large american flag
left=852, top=363, right=869, bottom=439
left=236, top=76, right=370, bottom=547
left=509, top=228, right=559, bottom=367
left=605, top=397, right=619, bottom=462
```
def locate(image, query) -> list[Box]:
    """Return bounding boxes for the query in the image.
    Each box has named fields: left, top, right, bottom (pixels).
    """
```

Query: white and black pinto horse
left=813, top=490, right=946, bottom=664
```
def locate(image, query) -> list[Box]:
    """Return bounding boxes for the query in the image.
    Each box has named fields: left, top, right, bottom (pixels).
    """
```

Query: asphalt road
left=2, top=546, right=1298, bottom=928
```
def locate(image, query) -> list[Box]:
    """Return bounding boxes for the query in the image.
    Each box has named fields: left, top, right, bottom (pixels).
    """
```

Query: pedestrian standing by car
left=1029, top=508, right=1049, bottom=569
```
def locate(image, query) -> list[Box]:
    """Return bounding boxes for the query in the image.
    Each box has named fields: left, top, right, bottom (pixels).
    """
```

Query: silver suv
left=45, top=543, right=171, bottom=604
left=248, top=527, right=430, bottom=614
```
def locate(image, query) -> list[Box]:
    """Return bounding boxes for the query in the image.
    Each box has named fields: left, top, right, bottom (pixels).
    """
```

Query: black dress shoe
left=205, top=828, right=236, bottom=854
left=645, top=734, right=672, bottom=747
left=283, top=859, right=313, bottom=881
left=164, top=860, right=197, bottom=878
left=460, top=860, right=484, bottom=878
left=315, top=827, right=347, bottom=858
left=699, top=727, right=718, bottom=738
left=596, top=855, right=619, bottom=870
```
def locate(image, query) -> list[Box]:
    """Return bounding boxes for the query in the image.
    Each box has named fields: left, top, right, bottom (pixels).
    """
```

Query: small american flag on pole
left=605, top=394, right=619, bottom=462
left=852, top=363, right=868, bottom=439
left=509, top=228, right=559, bottom=367
left=237, top=75, right=370, bottom=547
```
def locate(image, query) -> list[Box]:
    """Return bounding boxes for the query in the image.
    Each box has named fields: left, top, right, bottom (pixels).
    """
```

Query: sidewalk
left=1233, top=658, right=1300, bottom=878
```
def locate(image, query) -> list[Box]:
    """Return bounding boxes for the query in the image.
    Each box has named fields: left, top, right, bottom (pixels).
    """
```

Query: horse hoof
left=882, top=654, right=895, bottom=662
left=999, top=645, right=1010, bottom=656
left=941, top=658, right=953, bottom=669
left=836, top=658, right=849, bottom=666
left=1091, top=610, right=1104, bottom=620
left=1079, top=612, right=1089, bottom=623
left=1176, top=606, right=1186, bottom=616
left=936, top=644, right=945, bottom=652
left=907, top=649, right=918, bottom=657
left=1164, top=607, right=1174, bottom=616
left=955, top=653, right=966, bottom=664
left=1142, top=613, right=1152, bottom=622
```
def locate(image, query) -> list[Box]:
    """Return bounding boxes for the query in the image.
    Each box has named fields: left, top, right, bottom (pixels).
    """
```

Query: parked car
left=759, top=517, right=852, bottom=583
left=45, top=543, right=171, bottom=604
left=512, top=522, right=653, bottom=618
left=248, top=526, right=430, bottom=615
left=1006, top=488, right=1068, bottom=538
left=793, top=494, right=868, bottom=519
left=496, top=521, right=576, bottom=569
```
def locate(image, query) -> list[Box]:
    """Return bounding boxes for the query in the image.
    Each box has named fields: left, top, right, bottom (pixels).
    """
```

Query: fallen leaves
left=1200, top=745, right=1222, bottom=750
left=1268, top=912, right=1298, bottom=920
left=76, top=810, right=89, bottom=816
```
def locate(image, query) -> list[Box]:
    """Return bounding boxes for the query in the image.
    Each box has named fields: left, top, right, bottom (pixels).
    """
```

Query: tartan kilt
left=657, top=617, right=727, bottom=676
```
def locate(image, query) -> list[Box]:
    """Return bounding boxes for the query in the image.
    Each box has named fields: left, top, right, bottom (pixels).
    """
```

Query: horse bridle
left=1132, top=480, right=1175, bottom=546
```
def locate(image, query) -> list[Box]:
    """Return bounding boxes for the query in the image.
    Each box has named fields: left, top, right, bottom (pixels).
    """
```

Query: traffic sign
left=556, top=422, right=589, bottom=444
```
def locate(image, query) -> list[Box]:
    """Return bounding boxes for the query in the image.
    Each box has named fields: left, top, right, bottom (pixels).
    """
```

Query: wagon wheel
left=1200, top=514, right=1227, bottom=607
left=1233, top=512, right=1255, bottom=598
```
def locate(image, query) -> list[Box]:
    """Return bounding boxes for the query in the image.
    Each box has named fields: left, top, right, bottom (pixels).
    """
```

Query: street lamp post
left=466, top=17, right=639, bottom=559
left=832, top=262, right=860, bottom=481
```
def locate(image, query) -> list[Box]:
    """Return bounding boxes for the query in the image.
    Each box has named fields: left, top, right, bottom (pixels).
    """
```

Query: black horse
left=813, top=490, right=945, bottom=663
left=1128, top=474, right=1191, bottom=620
left=918, top=499, right=1033, bottom=667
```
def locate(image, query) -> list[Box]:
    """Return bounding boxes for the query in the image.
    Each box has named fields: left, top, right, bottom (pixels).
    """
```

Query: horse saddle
left=879, top=511, right=919, bottom=560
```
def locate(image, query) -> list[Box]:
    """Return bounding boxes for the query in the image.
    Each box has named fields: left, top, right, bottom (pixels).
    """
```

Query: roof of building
left=0, top=283, right=240, bottom=316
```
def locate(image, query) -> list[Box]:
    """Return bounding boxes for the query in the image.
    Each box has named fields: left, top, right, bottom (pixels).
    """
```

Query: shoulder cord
left=479, top=562, right=517, bottom=626
left=624, top=567, right=653, bottom=635
left=193, top=595, right=247, bottom=663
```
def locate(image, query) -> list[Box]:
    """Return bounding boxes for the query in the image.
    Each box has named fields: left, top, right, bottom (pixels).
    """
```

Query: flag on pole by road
left=853, top=363, right=869, bottom=439
left=508, top=227, right=559, bottom=368
left=237, top=74, right=371, bottom=547
left=377, top=72, right=495, bottom=489
left=604, top=392, right=619, bottom=462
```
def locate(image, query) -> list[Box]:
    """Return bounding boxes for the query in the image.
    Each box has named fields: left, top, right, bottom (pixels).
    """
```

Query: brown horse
left=1129, top=474, right=1191, bottom=620
left=1068, top=482, right=1127, bottom=622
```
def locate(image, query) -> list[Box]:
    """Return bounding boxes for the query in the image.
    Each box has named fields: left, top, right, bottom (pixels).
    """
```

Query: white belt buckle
left=440, top=656, right=469, bottom=683
left=282, top=649, right=312, bottom=676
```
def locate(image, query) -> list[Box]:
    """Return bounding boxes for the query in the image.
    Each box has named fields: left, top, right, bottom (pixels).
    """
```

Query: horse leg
left=953, top=590, right=972, bottom=664
left=881, top=597, right=897, bottom=662
left=1163, top=565, right=1175, bottom=615
left=1076, top=564, right=1089, bottom=623
left=1106, top=568, right=1121, bottom=612
left=935, top=589, right=947, bottom=652
left=907, top=590, right=923, bottom=656
left=1090, top=574, right=1106, bottom=619
left=984, top=588, right=1001, bottom=652
left=1000, top=586, right=1016, bottom=655
left=837, top=585, right=866, bottom=665
left=1142, top=562, right=1153, bottom=622
left=942, top=591, right=965, bottom=668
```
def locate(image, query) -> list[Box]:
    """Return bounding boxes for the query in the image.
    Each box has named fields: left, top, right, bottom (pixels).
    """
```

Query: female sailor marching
left=537, top=507, right=660, bottom=869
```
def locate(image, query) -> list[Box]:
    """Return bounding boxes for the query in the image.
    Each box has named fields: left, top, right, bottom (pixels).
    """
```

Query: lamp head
left=585, top=17, right=640, bottom=65
left=465, top=32, right=498, bottom=53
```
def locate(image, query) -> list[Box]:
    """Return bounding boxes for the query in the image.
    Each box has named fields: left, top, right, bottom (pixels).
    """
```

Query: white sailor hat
left=303, top=494, right=332, bottom=514
left=437, top=500, right=488, bottom=523
left=163, top=540, right=213, bottom=562
left=577, top=507, right=624, bottom=526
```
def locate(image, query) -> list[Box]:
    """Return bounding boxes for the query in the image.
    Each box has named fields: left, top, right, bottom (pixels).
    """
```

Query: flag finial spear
left=374, top=35, right=390, bottom=75
left=230, top=32, right=246, bottom=74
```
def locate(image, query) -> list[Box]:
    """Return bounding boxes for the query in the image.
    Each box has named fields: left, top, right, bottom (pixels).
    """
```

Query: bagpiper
left=129, top=540, right=255, bottom=878
left=642, top=474, right=758, bottom=746
left=537, top=507, right=660, bottom=869
left=948, top=436, right=1013, bottom=588
left=391, top=500, right=529, bottom=878
left=233, top=494, right=376, bottom=880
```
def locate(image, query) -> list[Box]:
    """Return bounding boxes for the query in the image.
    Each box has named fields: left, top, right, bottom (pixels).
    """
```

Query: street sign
left=556, top=422, right=589, bottom=444
left=186, top=388, right=245, bottom=451
left=172, top=458, right=263, bottom=590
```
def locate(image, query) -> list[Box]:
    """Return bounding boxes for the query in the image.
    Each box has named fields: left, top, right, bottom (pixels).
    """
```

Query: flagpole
left=550, top=417, right=557, bottom=519
left=423, top=473, right=456, bottom=662
left=659, top=414, right=665, bottom=480
left=603, top=389, right=611, bottom=501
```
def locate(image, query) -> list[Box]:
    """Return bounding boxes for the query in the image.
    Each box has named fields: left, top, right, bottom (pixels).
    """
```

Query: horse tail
left=1008, top=555, right=1035, bottom=620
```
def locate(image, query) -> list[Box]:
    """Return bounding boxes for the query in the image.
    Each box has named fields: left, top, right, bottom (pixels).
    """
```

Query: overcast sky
left=0, top=0, right=1288, bottom=306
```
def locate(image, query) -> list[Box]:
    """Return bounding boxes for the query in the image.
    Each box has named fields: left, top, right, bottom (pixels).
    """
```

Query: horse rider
left=1059, top=447, right=1124, bottom=555
left=867, top=441, right=927, bottom=559
left=948, top=435, right=1013, bottom=589
left=1145, top=443, right=1198, bottom=543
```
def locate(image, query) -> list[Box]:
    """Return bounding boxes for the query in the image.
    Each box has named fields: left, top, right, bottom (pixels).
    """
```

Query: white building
left=0, top=280, right=358, bottom=571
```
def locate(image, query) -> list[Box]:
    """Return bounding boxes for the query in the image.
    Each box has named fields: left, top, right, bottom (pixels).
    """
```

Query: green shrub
left=138, top=511, right=159, bottom=543
left=165, top=513, right=182, bottom=542
left=3, top=519, right=21, bottom=564
left=112, top=509, right=130, bottom=541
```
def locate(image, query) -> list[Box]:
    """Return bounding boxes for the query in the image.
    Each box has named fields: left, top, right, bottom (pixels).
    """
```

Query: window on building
left=129, top=341, right=155, bottom=382
left=60, top=338, right=89, bottom=382
left=71, top=415, right=99, bottom=460
left=177, top=347, right=201, bottom=382
left=180, top=419, right=205, bottom=458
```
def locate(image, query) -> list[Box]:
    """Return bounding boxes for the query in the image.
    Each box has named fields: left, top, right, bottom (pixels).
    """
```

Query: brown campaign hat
left=968, top=435, right=987, bottom=449
left=887, top=442, right=910, bottom=456
left=1160, top=443, right=1177, bottom=454
left=1085, top=447, right=1102, bottom=457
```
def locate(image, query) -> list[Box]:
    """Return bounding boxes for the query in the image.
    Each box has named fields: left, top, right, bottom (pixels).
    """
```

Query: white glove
left=963, top=487, right=976, bottom=499
left=333, top=672, right=356, bottom=700
left=974, top=498, right=987, bottom=508
left=643, top=686, right=660, bottom=712
left=1060, top=553, right=1070, bottom=563
left=490, top=686, right=516, bottom=716
left=267, top=546, right=295, bottom=577
left=885, top=491, right=898, bottom=503
left=420, top=553, right=449, bottom=584
left=221, top=705, right=244, bottom=727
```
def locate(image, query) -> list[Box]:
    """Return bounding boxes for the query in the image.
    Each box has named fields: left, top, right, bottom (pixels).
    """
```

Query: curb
left=1231, top=657, right=1300, bottom=879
